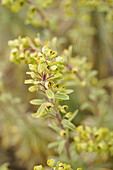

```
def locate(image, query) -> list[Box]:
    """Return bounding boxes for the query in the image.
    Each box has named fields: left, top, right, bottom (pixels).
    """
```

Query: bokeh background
left=0, top=0, right=113, bottom=169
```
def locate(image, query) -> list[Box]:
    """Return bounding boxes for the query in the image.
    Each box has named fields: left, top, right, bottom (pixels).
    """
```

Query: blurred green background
left=0, top=0, right=113, bottom=170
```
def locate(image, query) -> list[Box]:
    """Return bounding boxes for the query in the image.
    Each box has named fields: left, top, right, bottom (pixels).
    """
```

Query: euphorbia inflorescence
left=22, top=43, right=77, bottom=158
left=24, top=45, right=74, bottom=120
left=74, top=125, right=113, bottom=155
left=34, top=159, right=82, bottom=170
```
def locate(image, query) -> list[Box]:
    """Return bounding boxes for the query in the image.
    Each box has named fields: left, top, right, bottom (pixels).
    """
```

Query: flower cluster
left=1, top=0, right=53, bottom=28
left=8, top=35, right=43, bottom=64
left=1, top=0, right=25, bottom=12
left=24, top=45, right=76, bottom=135
left=34, top=159, right=82, bottom=170
left=74, top=125, right=113, bottom=155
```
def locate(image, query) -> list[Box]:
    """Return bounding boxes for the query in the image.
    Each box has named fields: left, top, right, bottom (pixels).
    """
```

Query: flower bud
left=72, top=68, right=78, bottom=73
left=47, top=159, right=55, bottom=167
left=56, top=56, right=65, bottom=63
left=34, top=165, right=44, bottom=170
left=8, top=40, right=15, bottom=47
left=19, top=52, right=24, bottom=59
left=48, top=50, right=57, bottom=58
left=85, top=126, right=91, bottom=133
left=51, top=65, right=57, bottom=71
left=65, top=112, right=72, bottom=119
left=21, top=37, right=29, bottom=45
left=42, top=46, right=49, bottom=55
left=77, top=125, right=84, bottom=134
left=60, top=105, right=68, bottom=113
left=11, top=48, right=18, bottom=55
left=45, top=103, right=53, bottom=111
left=29, top=64, right=37, bottom=71
left=60, top=130, right=66, bottom=137
left=34, top=37, right=40, bottom=45
left=30, top=52, right=37, bottom=58
left=45, top=81, right=53, bottom=89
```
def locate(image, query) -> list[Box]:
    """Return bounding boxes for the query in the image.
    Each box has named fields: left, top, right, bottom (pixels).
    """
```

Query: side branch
left=65, top=62, right=99, bottom=116
left=24, top=0, right=53, bottom=33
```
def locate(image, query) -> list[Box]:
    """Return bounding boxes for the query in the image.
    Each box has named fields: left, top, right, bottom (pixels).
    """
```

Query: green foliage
left=1, top=0, right=54, bottom=28
left=0, top=72, right=55, bottom=169
left=7, top=36, right=113, bottom=168
left=0, top=0, right=113, bottom=169
left=0, top=163, right=9, bottom=170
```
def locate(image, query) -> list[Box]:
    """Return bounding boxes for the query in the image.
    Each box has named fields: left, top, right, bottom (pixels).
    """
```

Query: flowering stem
left=65, top=62, right=99, bottom=116
left=24, top=0, right=53, bottom=33
left=35, top=70, right=43, bottom=78
left=56, top=113, right=63, bottom=130
left=46, top=75, right=54, bottom=80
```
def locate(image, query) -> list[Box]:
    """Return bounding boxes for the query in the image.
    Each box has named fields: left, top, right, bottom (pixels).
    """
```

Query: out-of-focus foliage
left=0, top=73, right=55, bottom=170
left=7, top=36, right=113, bottom=169
left=0, top=163, right=9, bottom=170
left=75, top=125, right=113, bottom=154
left=0, top=0, right=113, bottom=170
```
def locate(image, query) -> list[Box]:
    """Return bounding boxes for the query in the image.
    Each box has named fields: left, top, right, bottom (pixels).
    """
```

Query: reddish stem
left=65, top=62, right=99, bottom=116
left=40, top=83, right=47, bottom=90
left=46, top=75, right=54, bottom=80
left=56, top=113, right=64, bottom=130
left=35, top=70, right=43, bottom=78
left=43, top=73, right=46, bottom=81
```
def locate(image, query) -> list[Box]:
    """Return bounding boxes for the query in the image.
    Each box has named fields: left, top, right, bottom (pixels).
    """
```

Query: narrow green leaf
left=49, top=123, right=60, bottom=133
left=24, top=79, right=34, bottom=84
left=33, top=81, right=41, bottom=85
left=26, top=72, right=40, bottom=79
left=32, top=103, right=46, bottom=118
left=50, top=108, right=56, bottom=115
left=38, top=63, right=46, bottom=72
left=51, top=37, right=57, bottom=50
left=49, top=73, right=62, bottom=80
left=58, top=140, right=66, bottom=154
left=60, top=89, right=74, bottom=94
left=28, top=85, right=37, bottom=92
left=69, top=109, right=78, bottom=121
left=55, top=93, right=69, bottom=100
left=68, top=45, right=72, bottom=58
left=41, top=113, right=55, bottom=118
left=65, top=89, right=74, bottom=94
left=30, top=99, right=44, bottom=105
left=62, top=119, right=76, bottom=131
left=46, top=89, right=54, bottom=99
left=48, top=141, right=59, bottom=149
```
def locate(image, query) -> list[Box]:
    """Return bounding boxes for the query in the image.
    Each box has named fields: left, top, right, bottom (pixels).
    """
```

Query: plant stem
left=24, top=0, right=53, bottom=33
left=56, top=113, right=63, bottom=130
left=50, top=99, right=71, bottom=158
left=65, top=62, right=99, bottom=116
